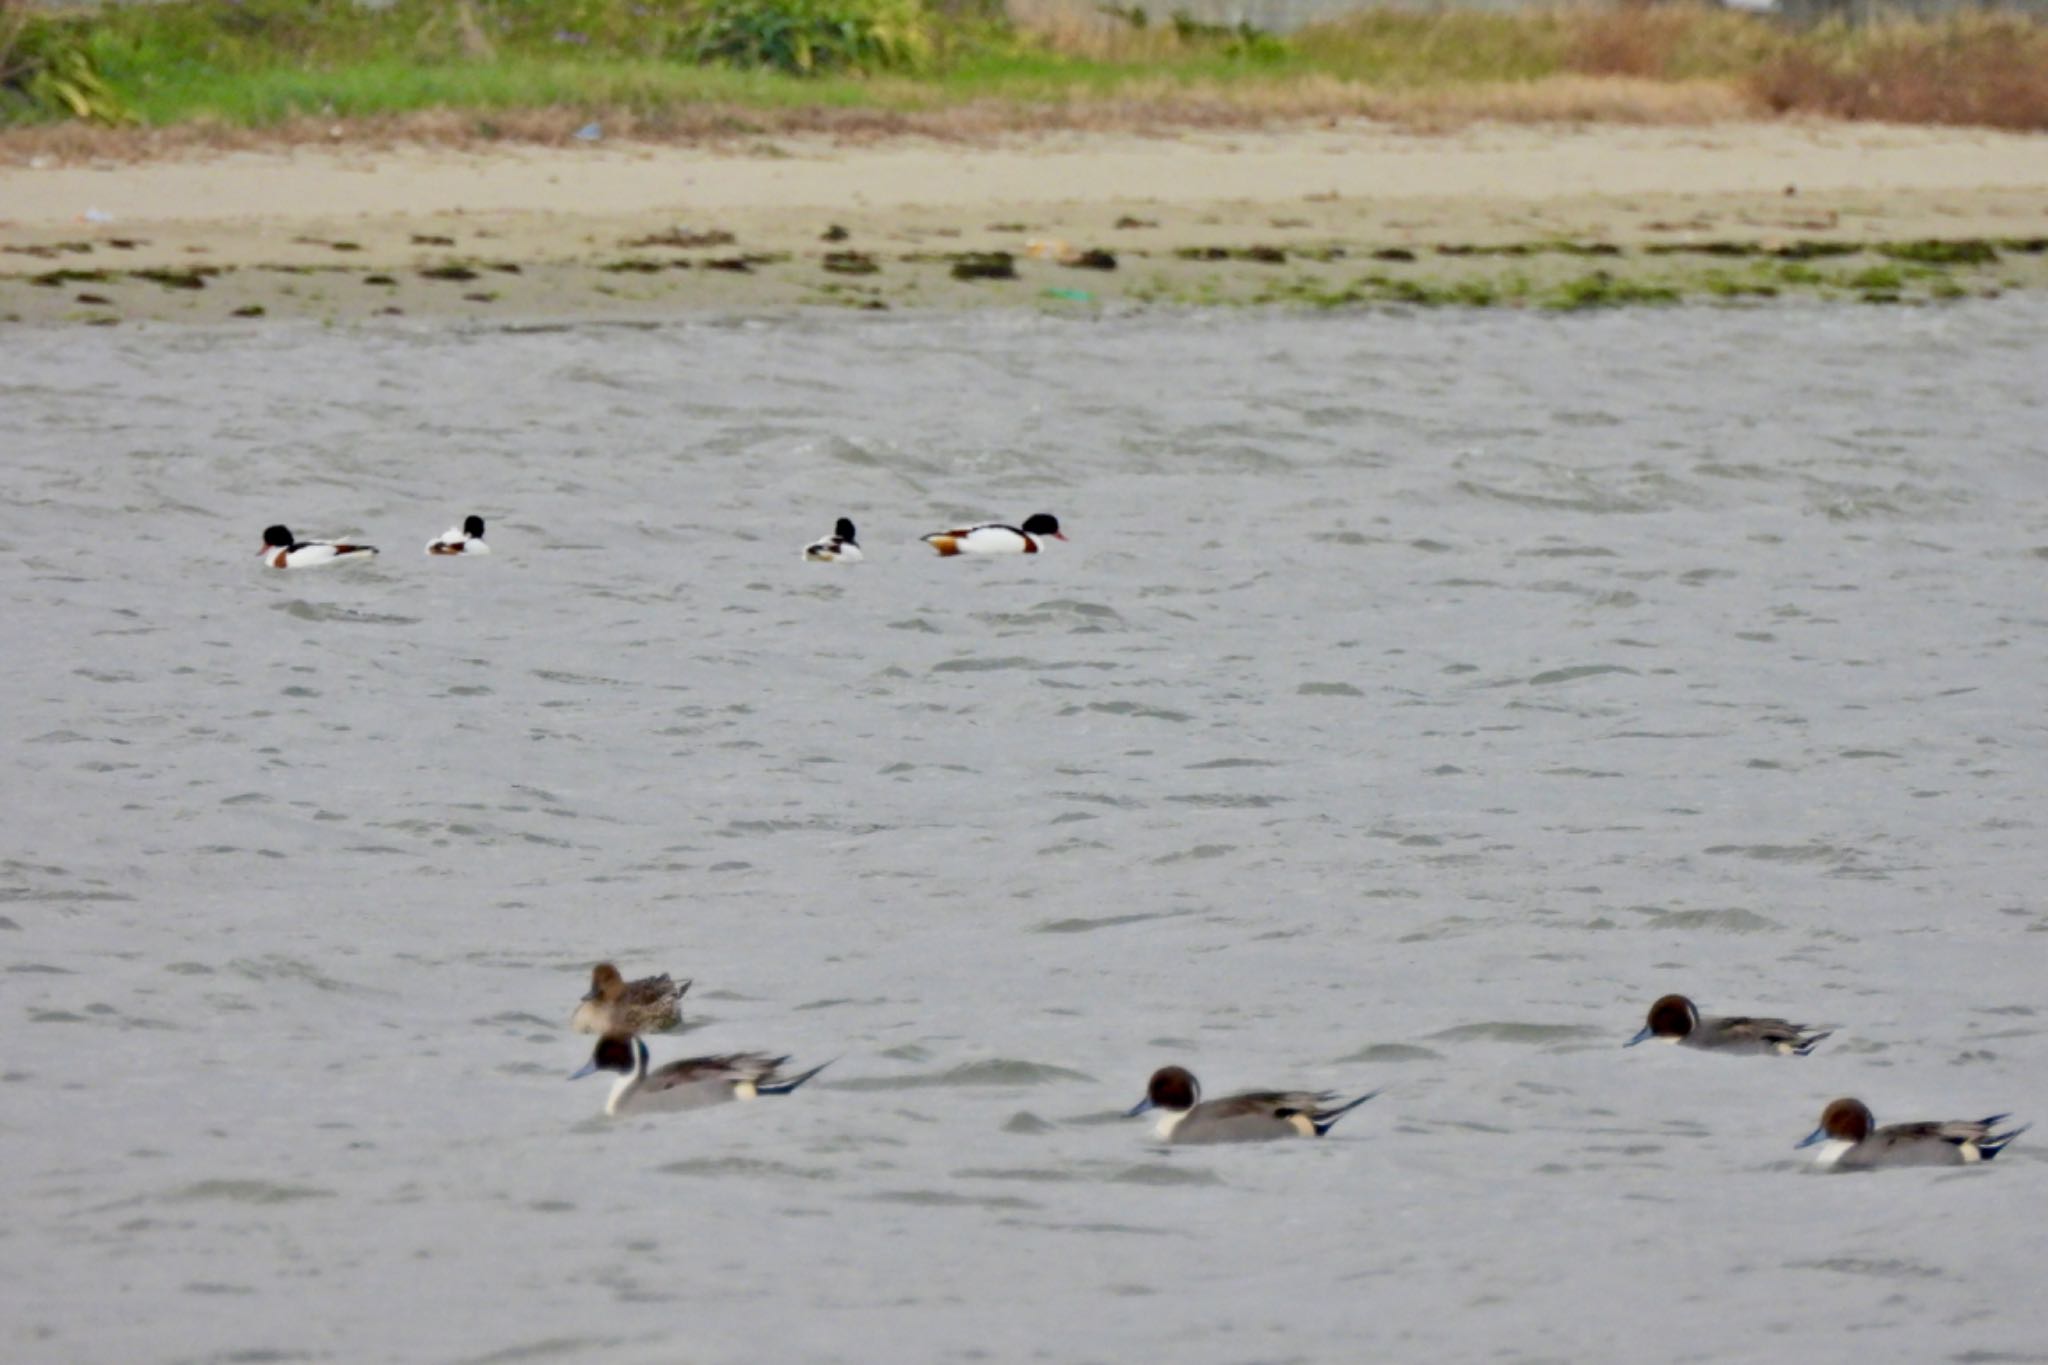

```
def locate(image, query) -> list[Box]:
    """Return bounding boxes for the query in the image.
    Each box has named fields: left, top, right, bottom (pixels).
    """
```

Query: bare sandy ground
left=4, top=120, right=2047, bottom=321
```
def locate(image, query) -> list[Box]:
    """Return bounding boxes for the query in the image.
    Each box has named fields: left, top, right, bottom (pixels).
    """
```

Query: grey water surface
left=3, top=302, right=2046, bottom=1363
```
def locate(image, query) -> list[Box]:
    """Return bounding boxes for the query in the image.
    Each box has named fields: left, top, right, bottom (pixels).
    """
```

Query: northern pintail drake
left=426, top=514, right=490, bottom=556
left=1798, top=1098, right=2028, bottom=1170
left=804, top=517, right=863, bottom=563
left=1126, top=1065, right=1379, bottom=1144
left=921, top=513, right=1065, bottom=557
left=260, top=524, right=377, bottom=569
left=1626, top=993, right=1830, bottom=1055
left=571, top=1035, right=829, bottom=1117
left=570, top=962, right=688, bottom=1036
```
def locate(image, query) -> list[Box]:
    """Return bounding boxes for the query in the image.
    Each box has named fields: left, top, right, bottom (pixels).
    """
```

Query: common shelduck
left=260, top=524, right=378, bottom=569
left=804, top=517, right=863, bottom=563
left=921, top=512, right=1065, bottom=556
left=426, top=514, right=490, bottom=556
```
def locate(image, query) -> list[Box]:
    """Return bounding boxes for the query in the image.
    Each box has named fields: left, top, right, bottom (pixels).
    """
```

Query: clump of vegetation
left=1844, top=264, right=1905, bottom=292
left=1879, top=239, right=1998, bottom=266
left=950, top=250, right=1017, bottom=280
left=0, top=1, right=130, bottom=123
left=686, top=0, right=935, bottom=74
left=1545, top=271, right=1680, bottom=310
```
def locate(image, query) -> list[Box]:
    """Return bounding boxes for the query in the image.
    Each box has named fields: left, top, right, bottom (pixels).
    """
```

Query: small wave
left=1109, top=1164, right=1224, bottom=1187
left=164, top=1180, right=333, bottom=1205
left=658, top=1157, right=837, bottom=1181
left=270, top=601, right=417, bottom=626
left=867, top=1190, right=1039, bottom=1210
left=1151, top=844, right=1234, bottom=865
left=1789, top=1257, right=1945, bottom=1281
left=1526, top=664, right=1640, bottom=686
left=1702, top=844, right=1849, bottom=864
left=830, top=1059, right=1095, bottom=1091
left=1641, top=907, right=1782, bottom=933
left=1333, top=1043, right=1443, bottom=1064
left=1426, top=1022, right=1603, bottom=1046
left=1067, top=701, right=1192, bottom=722
left=932, top=656, right=1116, bottom=674
left=1034, top=911, right=1177, bottom=934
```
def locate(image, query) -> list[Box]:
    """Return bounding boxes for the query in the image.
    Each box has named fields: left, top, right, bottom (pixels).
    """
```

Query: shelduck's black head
left=835, top=517, right=857, bottom=543
left=1021, top=513, right=1065, bottom=540
left=262, top=524, right=294, bottom=548
left=463, top=515, right=485, bottom=538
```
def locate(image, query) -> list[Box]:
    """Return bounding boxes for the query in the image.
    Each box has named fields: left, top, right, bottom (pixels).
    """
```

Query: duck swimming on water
left=804, top=517, right=863, bottom=563
left=426, top=515, right=490, bottom=556
left=921, top=513, right=1065, bottom=557
left=571, top=1034, right=829, bottom=1117
left=1626, top=993, right=1830, bottom=1056
left=571, top=962, right=687, bottom=1036
left=1126, top=1065, right=1379, bottom=1144
left=260, top=524, right=378, bottom=569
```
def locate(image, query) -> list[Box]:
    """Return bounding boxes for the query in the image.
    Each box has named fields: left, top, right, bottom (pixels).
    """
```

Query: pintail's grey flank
left=1126, top=1065, right=1379, bottom=1144
left=1627, top=993, right=1831, bottom=1055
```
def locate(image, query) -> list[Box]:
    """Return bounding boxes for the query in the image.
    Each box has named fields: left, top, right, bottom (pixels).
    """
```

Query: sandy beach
left=5, top=120, right=2048, bottom=320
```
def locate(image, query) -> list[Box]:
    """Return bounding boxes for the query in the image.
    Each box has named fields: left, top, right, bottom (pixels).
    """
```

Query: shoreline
left=5, top=120, right=2048, bottom=323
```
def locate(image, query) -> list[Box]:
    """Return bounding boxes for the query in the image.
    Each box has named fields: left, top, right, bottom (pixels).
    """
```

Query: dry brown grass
left=1367, top=74, right=1755, bottom=129
left=1004, top=0, right=1220, bottom=62
left=1753, top=17, right=2048, bottom=131
left=0, top=71, right=1770, bottom=165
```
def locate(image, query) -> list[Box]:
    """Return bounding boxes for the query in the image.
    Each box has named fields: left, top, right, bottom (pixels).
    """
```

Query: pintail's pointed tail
left=1313, top=1088, right=1382, bottom=1137
left=759, top=1059, right=831, bottom=1096
left=1790, top=1030, right=1833, bottom=1056
left=1981, top=1122, right=2029, bottom=1161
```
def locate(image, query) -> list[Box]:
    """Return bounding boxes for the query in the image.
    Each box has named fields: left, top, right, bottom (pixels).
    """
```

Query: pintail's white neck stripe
left=604, top=1040, right=650, bottom=1116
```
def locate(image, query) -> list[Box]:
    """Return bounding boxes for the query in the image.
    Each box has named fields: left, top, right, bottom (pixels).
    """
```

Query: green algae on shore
left=0, top=234, right=2037, bottom=326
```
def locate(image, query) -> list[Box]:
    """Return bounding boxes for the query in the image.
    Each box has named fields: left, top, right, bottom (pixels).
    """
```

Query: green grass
left=7, top=0, right=2048, bottom=132
left=105, top=56, right=907, bottom=126
left=13, top=0, right=965, bottom=124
